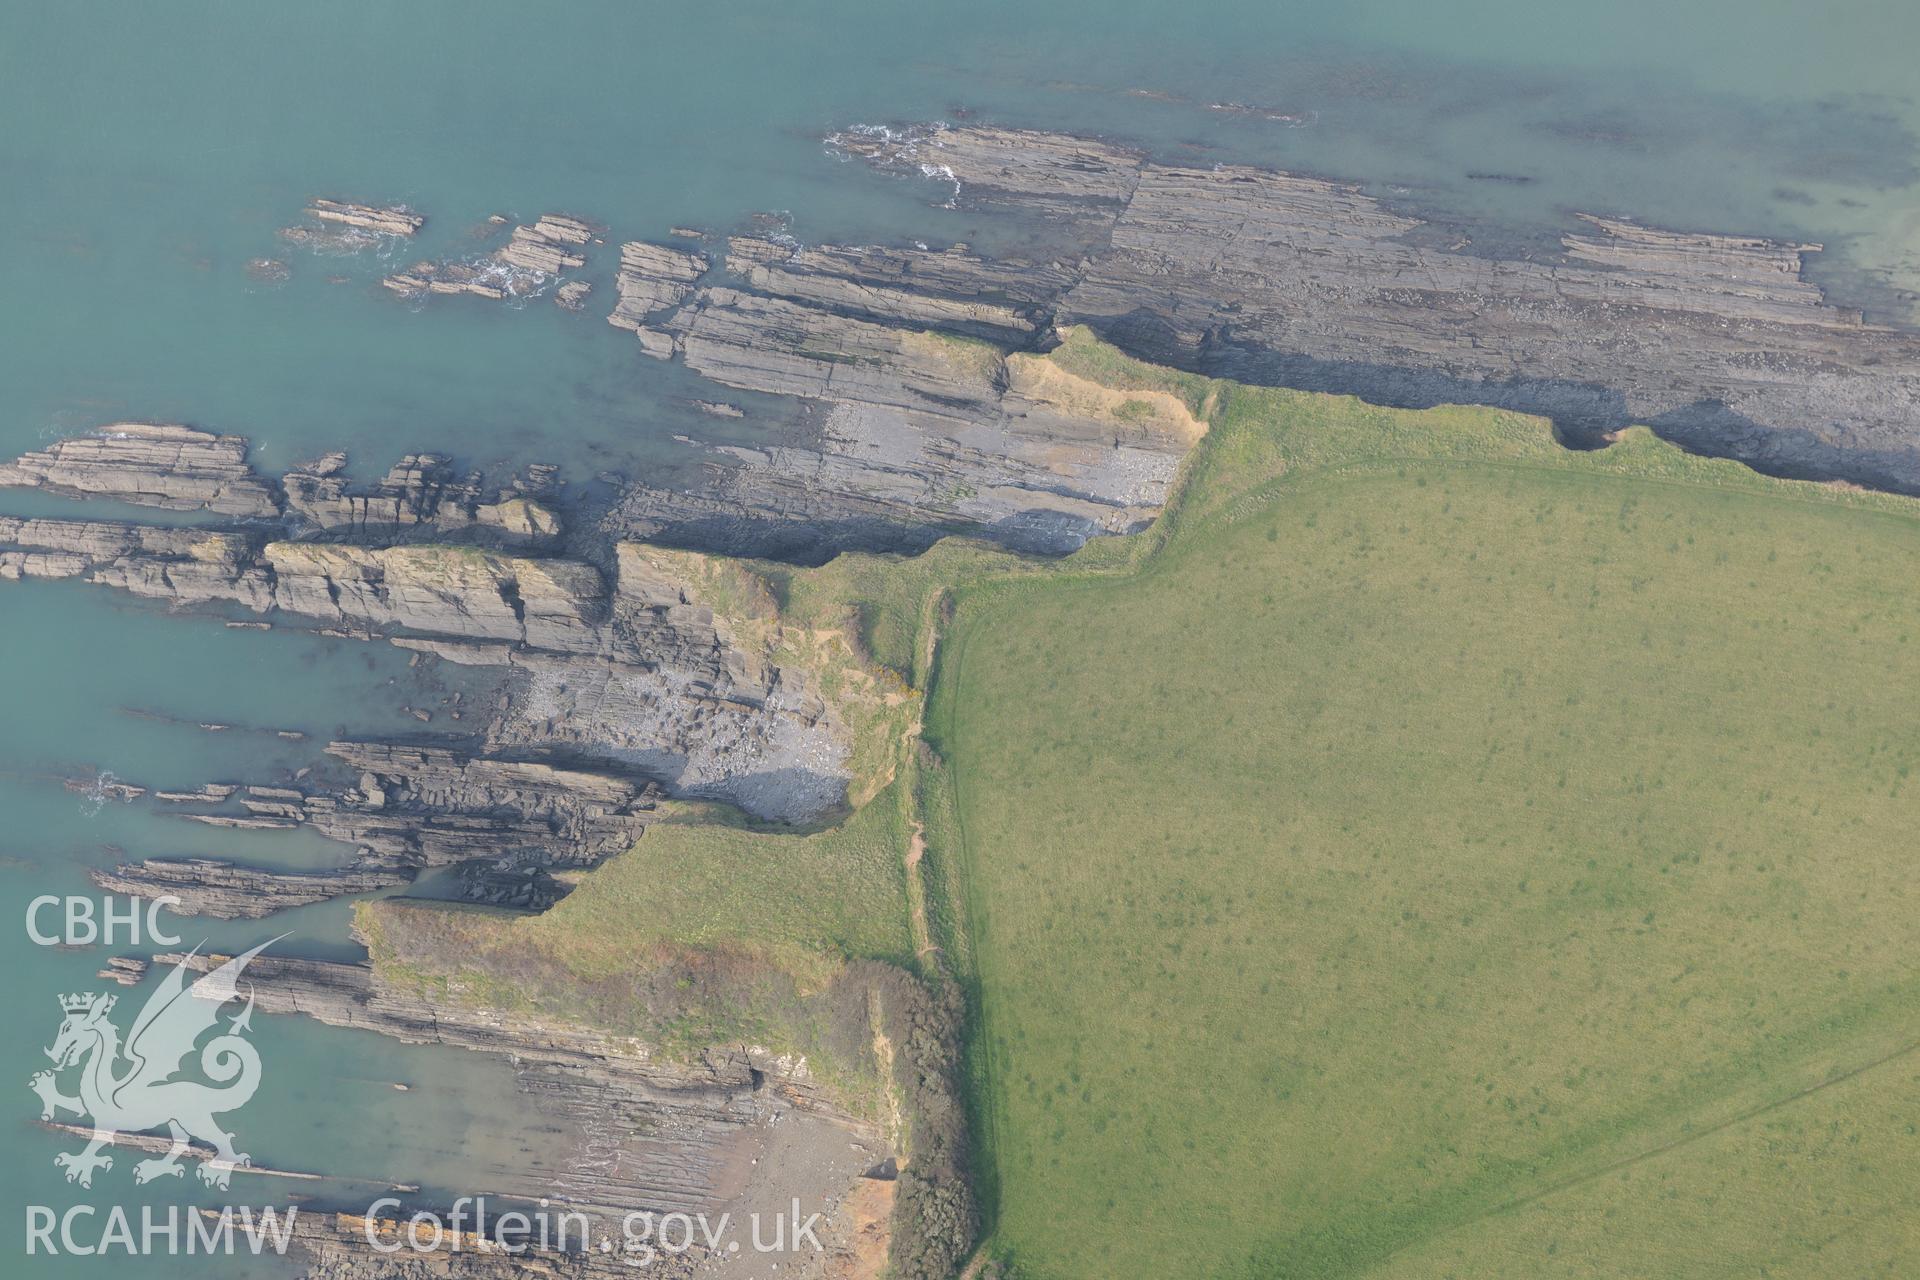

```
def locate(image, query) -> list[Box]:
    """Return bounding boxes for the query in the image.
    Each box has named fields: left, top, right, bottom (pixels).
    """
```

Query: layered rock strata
left=305, top=199, right=424, bottom=237
left=495, top=215, right=594, bottom=274
left=0, top=423, right=279, bottom=516
left=384, top=214, right=594, bottom=301
left=280, top=199, right=423, bottom=251
left=161, top=950, right=869, bottom=1222
left=90, top=856, right=412, bottom=918
left=0, top=432, right=565, bottom=547
left=607, top=241, right=709, bottom=339
left=283, top=1210, right=693, bottom=1280
left=0, top=504, right=849, bottom=823
left=725, top=234, right=1070, bottom=342
left=846, top=123, right=1920, bottom=489
left=0, top=516, right=253, bottom=583
left=284, top=452, right=562, bottom=544
left=96, top=739, right=661, bottom=917
left=606, top=243, right=1199, bottom=554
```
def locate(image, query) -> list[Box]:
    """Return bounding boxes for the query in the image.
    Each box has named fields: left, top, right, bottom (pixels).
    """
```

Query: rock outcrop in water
left=384, top=213, right=595, bottom=302
left=305, top=199, right=424, bottom=238
left=495, top=214, right=594, bottom=274
left=91, top=855, right=412, bottom=918
left=0, top=432, right=564, bottom=547
left=607, top=240, right=708, bottom=341
left=95, top=739, right=664, bottom=915
left=280, top=199, right=423, bottom=251
left=0, top=423, right=279, bottom=516
left=0, top=515, right=251, bottom=583
left=284, top=452, right=563, bottom=544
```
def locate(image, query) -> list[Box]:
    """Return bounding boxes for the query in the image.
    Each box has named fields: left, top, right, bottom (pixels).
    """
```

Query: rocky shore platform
left=162, top=947, right=881, bottom=1218
left=316, top=123, right=1920, bottom=563
left=829, top=122, right=1920, bottom=491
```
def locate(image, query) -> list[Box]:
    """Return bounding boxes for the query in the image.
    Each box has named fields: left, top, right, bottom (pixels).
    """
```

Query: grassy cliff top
left=364, top=331, right=1920, bottom=1276
left=927, top=333, right=1920, bottom=1278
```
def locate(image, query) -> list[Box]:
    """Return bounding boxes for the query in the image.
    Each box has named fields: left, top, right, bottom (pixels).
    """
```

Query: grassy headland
left=929, top=335, right=1920, bottom=1277
left=364, top=327, right=1920, bottom=1278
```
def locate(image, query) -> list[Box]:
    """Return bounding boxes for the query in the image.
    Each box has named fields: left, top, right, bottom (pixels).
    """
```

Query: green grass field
left=929, top=351, right=1920, bottom=1276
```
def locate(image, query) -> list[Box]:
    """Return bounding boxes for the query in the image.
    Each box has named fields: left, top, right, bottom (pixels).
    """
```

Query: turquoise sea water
left=2, top=2, right=1917, bottom=1272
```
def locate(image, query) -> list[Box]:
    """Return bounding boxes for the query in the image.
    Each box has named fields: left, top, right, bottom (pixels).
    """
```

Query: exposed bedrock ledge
left=157, top=948, right=871, bottom=1239
left=830, top=122, right=1142, bottom=229
left=97, top=740, right=662, bottom=917
left=384, top=213, right=596, bottom=302
left=90, top=855, right=412, bottom=919
left=0, top=516, right=257, bottom=584
left=725, top=234, right=1072, bottom=343
left=0, top=423, right=280, bottom=516
left=284, top=452, right=562, bottom=545
left=302, top=198, right=423, bottom=238
left=0, top=428, right=563, bottom=546
left=274, top=1209, right=688, bottom=1280
left=848, top=123, right=1920, bottom=492
left=611, top=269, right=1198, bottom=555
left=161, top=949, right=825, bottom=1107
left=267, top=542, right=611, bottom=651
left=4, top=512, right=852, bottom=823
left=7, top=526, right=611, bottom=649
left=279, top=198, right=424, bottom=254
left=607, top=239, right=708, bottom=336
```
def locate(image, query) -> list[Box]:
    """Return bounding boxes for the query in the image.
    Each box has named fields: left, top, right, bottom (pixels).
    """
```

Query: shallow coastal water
left=1, top=0, right=1916, bottom=1272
